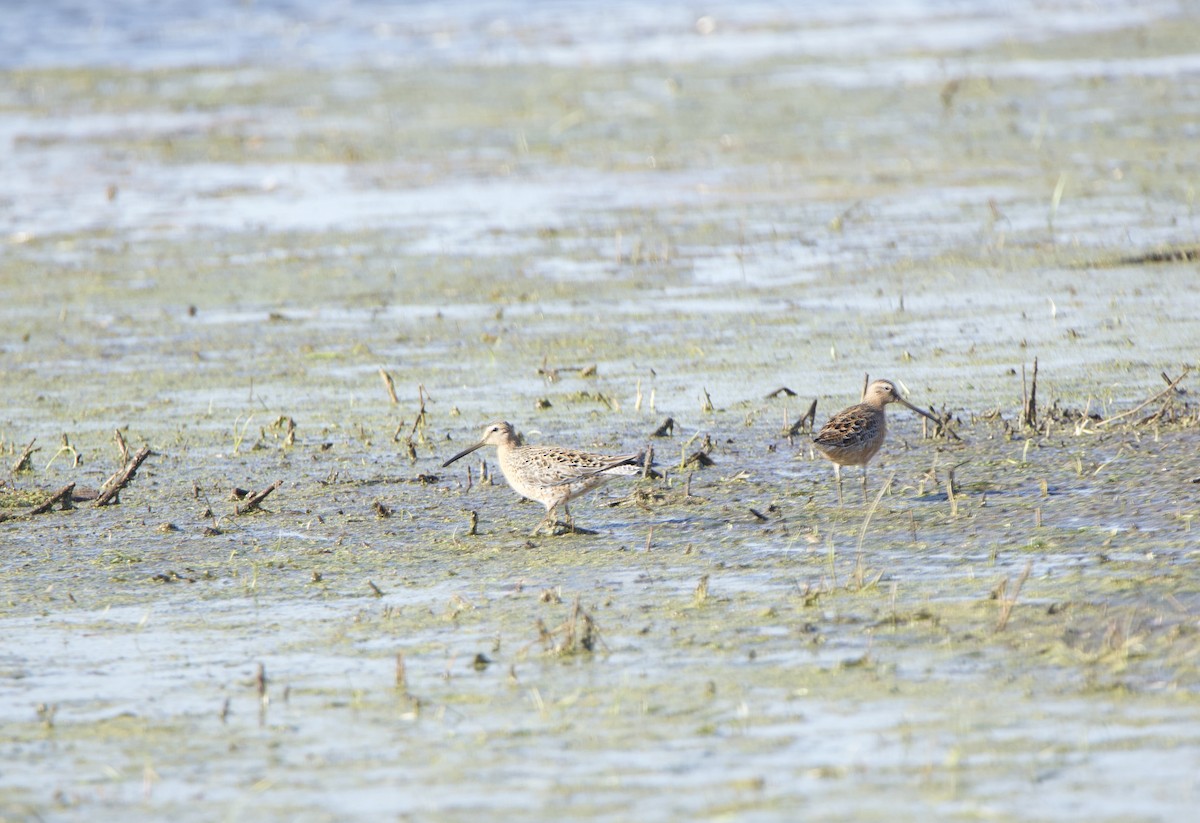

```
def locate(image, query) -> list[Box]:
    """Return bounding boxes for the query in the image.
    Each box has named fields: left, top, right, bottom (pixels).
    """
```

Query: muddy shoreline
left=3, top=8, right=1199, bottom=822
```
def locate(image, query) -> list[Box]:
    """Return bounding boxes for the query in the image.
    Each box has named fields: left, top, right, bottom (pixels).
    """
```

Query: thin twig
left=1096, top=367, right=1190, bottom=427
left=1022, top=358, right=1038, bottom=429
left=996, top=561, right=1033, bottom=631
left=405, top=384, right=430, bottom=454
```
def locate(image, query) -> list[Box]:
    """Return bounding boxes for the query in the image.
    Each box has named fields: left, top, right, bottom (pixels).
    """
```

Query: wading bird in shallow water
left=813, top=379, right=938, bottom=506
left=442, top=421, right=645, bottom=535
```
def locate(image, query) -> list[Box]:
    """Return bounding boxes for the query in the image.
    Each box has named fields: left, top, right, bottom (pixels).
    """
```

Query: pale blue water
left=2, top=0, right=1183, bottom=70
left=3, top=0, right=1191, bottom=245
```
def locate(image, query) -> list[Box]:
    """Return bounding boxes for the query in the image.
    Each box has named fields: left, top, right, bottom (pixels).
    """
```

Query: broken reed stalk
left=0, top=482, right=77, bottom=523
left=379, top=367, right=399, bottom=404
left=94, top=445, right=152, bottom=507
left=404, top=384, right=431, bottom=456
left=27, top=483, right=77, bottom=516
left=1022, top=358, right=1039, bottom=429
left=235, top=480, right=282, bottom=514
left=114, top=429, right=130, bottom=464
left=641, top=447, right=655, bottom=478
left=787, top=398, right=818, bottom=437
left=1096, top=367, right=1190, bottom=428
left=12, top=438, right=39, bottom=473
left=945, top=460, right=969, bottom=518
left=996, top=561, right=1033, bottom=632
left=414, top=384, right=428, bottom=430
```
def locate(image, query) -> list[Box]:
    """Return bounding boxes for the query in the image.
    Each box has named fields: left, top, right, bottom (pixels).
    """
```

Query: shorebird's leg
left=834, top=464, right=844, bottom=508
left=532, top=504, right=557, bottom=536
left=860, top=466, right=869, bottom=503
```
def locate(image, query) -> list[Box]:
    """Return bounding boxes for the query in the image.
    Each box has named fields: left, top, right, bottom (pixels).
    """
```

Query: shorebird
left=813, top=379, right=937, bottom=505
left=442, top=421, right=645, bottom=534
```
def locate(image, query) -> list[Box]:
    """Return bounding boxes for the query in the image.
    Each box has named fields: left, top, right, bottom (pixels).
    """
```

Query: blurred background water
left=3, top=0, right=1183, bottom=70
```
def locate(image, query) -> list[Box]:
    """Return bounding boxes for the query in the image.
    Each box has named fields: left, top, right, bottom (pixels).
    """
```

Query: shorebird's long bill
left=442, top=440, right=485, bottom=468
left=898, top=396, right=939, bottom=422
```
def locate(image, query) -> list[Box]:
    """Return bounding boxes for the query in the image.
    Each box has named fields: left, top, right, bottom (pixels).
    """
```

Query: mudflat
left=2, top=9, right=1198, bottom=821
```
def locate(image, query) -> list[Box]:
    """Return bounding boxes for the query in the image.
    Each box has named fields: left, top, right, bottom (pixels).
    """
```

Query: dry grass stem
left=379, top=367, right=399, bottom=404
left=1022, top=358, right=1039, bottom=429
left=855, top=472, right=895, bottom=555
left=114, top=429, right=131, bottom=464
left=996, top=561, right=1033, bottom=631
left=1096, top=367, right=1190, bottom=427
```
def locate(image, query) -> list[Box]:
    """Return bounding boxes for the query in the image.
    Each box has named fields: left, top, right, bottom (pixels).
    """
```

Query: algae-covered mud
left=2, top=1, right=1199, bottom=820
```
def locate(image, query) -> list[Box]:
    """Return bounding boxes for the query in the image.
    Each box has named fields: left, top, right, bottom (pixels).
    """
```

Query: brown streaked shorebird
left=442, top=421, right=644, bottom=535
left=813, top=379, right=938, bottom=505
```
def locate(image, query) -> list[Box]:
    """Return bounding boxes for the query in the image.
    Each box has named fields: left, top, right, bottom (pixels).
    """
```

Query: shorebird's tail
left=599, top=447, right=659, bottom=478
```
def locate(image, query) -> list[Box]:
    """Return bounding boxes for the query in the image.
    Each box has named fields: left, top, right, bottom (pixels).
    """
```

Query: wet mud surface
left=2, top=7, right=1199, bottom=822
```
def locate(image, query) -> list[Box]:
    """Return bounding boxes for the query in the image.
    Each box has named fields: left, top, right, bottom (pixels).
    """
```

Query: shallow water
left=3, top=1, right=1200, bottom=821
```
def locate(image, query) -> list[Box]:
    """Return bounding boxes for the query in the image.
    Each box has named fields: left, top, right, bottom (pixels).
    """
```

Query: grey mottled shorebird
left=813, top=379, right=937, bottom=505
left=442, top=421, right=644, bottom=534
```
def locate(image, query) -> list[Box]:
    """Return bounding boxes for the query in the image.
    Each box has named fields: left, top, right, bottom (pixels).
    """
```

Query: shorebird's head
left=442, top=420, right=519, bottom=467
left=865, top=380, right=937, bottom=421
left=865, top=380, right=902, bottom=407
left=476, top=420, right=517, bottom=446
